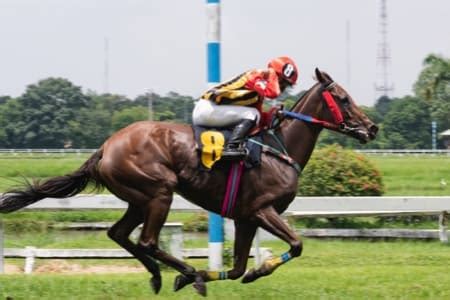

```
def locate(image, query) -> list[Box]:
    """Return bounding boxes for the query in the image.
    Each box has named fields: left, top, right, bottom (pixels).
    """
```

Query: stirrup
left=221, top=147, right=249, bottom=160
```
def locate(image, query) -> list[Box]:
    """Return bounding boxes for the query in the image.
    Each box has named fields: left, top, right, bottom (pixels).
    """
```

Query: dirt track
left=5, top=260, right=146, bottom=274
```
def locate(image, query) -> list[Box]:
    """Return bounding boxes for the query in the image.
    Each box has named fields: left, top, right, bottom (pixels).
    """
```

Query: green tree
left=414, top=54, right=450, bottom=132
left=134, top=92, right=195, bottom=123
left=383, top=96, right=431, bottom=149
left=374, top=95, right=393, bottom=119
left=112, top=106, right=149, bottom=131
left=17, top=78, right=89, bottom=148
left=0, top=98, right=25, bottom=147
left=0, top=95, right=11, bottom=105
left=88, top=93, right=132, bottom=113
left=68, top=107, right=112, bottom=148
left=68, top=92, right=131, bottom=148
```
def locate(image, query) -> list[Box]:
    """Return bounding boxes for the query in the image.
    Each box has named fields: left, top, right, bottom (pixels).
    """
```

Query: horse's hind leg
left=241, top=206, right=303, bottom=283
left=137, top=189, right=205, bottom=295
left=107, top=204, right=162, bottom=293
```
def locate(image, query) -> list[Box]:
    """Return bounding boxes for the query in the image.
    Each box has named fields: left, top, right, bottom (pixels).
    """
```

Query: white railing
left=0, top=149, right=97, bottom=155
left=1, top=195, right=449, bottom=274
left=4, top=246, right=272, bottom=275
left=1, top=149, right=449, bottom=155
left=355, top=149, right=450, bottom=155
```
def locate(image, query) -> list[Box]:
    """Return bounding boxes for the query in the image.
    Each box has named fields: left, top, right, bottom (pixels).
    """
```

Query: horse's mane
left=288, top=81, right=321, bottom=112
left=268, top=81, right=323, bottom=130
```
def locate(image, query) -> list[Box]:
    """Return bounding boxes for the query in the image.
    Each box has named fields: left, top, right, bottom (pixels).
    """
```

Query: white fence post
left=438, top=211, right=448, bottom=243
left=24, top=246, right=36, bottom=274
left=169, top=223, right=183, bottom=260
left=0, top=217, right=3, bottom=274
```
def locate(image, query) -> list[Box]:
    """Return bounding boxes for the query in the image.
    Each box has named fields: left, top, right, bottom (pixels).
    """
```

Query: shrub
left=183, top=212, right=208, bottom=232
left=298, top=144, right=384, bottom=196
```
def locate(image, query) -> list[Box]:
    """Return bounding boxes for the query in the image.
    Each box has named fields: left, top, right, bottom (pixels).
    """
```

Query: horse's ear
left=315, top=68, right=324, bottom=83
left=315, top=67, right=333, bottom=84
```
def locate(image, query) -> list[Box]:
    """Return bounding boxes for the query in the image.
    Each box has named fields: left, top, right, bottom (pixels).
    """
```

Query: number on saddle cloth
left=192, top=125, right=263, bottom=170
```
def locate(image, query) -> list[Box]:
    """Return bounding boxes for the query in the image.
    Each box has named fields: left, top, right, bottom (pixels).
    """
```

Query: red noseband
left=321, top=90, right=343, bottom=124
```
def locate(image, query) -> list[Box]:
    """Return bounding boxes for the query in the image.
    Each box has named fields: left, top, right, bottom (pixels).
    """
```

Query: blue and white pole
left=431, top=121, right=437, bottom=150
left=206, top=0, right=223, bottom=271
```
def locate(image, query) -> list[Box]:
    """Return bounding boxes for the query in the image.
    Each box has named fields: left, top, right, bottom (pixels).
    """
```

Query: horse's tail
left=0, top=149, right=105, bottom=213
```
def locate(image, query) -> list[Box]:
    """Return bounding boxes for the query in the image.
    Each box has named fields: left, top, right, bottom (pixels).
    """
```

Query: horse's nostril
left=369, top=125, right=379, bottom=135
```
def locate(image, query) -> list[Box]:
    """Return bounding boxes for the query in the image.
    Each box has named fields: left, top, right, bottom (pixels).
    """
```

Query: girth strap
left=248, top=133, right=301, bottom=174
left=221, top=161, right=245, bottom=217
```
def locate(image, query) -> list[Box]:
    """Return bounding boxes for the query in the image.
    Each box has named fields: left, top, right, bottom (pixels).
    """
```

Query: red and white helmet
left=267, top=56, right=298, bottom=85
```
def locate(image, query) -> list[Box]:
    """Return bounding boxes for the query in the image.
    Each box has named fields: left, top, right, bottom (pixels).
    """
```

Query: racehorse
left=0, top=68, right=377, bottom=296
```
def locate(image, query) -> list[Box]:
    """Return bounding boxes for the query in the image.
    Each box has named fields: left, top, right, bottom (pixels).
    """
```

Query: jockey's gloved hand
left=276, top=108, right=285, bottom=118
left=261, top=106, right=282, bottom=128
left=275, top=104, right=285, bottom=118
left=277, top=104, right=284, bottom=111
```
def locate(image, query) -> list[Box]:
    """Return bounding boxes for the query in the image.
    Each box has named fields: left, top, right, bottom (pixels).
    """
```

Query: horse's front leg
left=174, top=220, right=257, bottom=290
left=205, top=220, right=258, bottom=281
left=242, top=206, right=302, bottom=283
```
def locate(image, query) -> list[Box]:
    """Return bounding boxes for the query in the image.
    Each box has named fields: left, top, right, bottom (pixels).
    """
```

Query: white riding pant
left=192, top=99, right=260, bottom=127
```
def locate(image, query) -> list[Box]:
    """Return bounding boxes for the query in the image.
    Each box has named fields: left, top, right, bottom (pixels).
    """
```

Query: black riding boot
left=221, top=119, right=256, bottom=160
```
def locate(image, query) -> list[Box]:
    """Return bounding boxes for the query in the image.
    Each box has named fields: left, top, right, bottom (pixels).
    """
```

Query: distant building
left=439, top=129, right=450, bottom=149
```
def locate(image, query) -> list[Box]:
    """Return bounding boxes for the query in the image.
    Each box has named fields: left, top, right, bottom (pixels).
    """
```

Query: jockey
left=192, top=56, right=299, bottom=159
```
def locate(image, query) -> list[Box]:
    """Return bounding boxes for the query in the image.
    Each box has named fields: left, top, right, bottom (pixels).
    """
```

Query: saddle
left=193, top=125, right=263, bottom=170
left=193, top=124, right=299, bottom=218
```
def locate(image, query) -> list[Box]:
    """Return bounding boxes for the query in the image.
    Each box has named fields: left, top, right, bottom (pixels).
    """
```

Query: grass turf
left=1, top=239, right=449, bottom=299
left=370, top=155, right=450, bottom=196
left=1, top=153, right=449, bottom=195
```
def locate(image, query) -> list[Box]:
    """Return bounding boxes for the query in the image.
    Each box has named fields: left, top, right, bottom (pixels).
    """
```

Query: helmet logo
left=283, top=64, right=295, bottom=78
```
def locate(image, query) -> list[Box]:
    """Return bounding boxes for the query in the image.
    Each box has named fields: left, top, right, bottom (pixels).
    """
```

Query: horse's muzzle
left=368, top=125, right=378, bottom=140
left=339, top=122, right=378, bottom=144
left=357, top=124, right=378, bottom=144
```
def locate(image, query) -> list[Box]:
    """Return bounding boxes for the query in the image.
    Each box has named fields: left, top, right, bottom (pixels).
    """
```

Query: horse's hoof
left=193, top=275, right=207, bottom=297
left=174, top=274, right=193, bottom=292
left=241, top=269, right=258, bottom=284
left=150, top=276, right=162, bottom=294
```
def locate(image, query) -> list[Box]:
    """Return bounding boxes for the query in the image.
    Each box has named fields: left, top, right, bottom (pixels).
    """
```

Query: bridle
left=257, top=80, right=371, bottom=172
left=257, top=82, right=351, bottom=173
left=279, top=81, right=354, bottom=134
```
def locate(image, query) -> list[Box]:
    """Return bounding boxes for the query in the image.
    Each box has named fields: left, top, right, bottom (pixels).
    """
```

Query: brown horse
left=0, top=68, right=377, bottom=296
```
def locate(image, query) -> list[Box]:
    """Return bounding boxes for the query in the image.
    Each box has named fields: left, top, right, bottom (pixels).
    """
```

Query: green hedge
left=298, top=145, right=384, bottom=196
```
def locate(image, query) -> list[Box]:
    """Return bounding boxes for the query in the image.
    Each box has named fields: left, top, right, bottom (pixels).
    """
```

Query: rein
left=245, top=81, right=346, bottom=174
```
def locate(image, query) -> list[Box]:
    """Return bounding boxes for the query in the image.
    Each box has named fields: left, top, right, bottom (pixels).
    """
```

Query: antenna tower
left=346, top=20, right=351, bottom=88
left=104, top=37, right=110, bottom=94
left=375, top=0, right=394, bottom=99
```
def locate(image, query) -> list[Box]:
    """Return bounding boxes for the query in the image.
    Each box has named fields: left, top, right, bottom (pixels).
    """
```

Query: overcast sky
left=0, top=0, right=449, bottom=106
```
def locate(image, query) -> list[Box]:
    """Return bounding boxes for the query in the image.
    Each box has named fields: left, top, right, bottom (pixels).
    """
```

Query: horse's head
left=300, top=68, right=378, bottom=143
